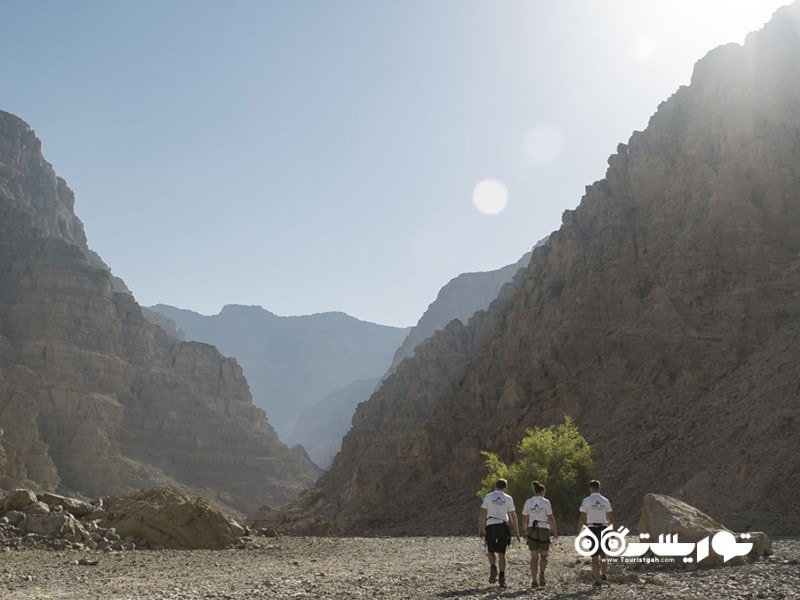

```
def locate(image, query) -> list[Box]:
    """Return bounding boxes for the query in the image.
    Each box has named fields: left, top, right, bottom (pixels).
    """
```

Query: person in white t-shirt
left=577, top=479, right=614, bottom=587
left=478, top=478, right=520, bottom=588
left=521, top=480, right=558, bottom=588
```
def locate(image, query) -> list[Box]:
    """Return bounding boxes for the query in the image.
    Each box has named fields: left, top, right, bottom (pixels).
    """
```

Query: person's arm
left=548, top=514, right=558, bottom=539
left=509, top=510, right=520, bottom=541
left=521, top=513, right=528, bottom=532
left=577, top=511, right=586, bottom=532
left=607, top=511, right=614, bottom=526
left=479, top=507, right=487, bottom=538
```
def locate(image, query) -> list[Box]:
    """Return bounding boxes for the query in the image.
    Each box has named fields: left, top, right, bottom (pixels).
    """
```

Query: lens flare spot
left=472, top=179, right=508, bottom=215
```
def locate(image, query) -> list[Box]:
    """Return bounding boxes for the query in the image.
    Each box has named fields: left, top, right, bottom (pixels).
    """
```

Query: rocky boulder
left=639, top=493, right=772, bottom=566
left=3, top=489, right=37, bottom=512
left=39, top=492, right=94, bottom=518
left=101, top=488, right=245, bottom=550
left=23, top=512, right=92, bottom=545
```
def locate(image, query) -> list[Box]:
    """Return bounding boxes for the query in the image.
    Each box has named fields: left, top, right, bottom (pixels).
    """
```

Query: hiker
left=577, top=479, right=614, bottom=587
left=521, top=480, right=557, bottom=588
left=478, top=478, right=520, bottom=588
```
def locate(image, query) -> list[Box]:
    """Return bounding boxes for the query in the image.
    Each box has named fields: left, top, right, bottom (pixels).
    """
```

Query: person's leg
left=591, top=555, right=600, bottom=583
left=599, top=553, right=608, bottom=579
left=538, top=550, right=549, bottom=586
left=486, top=526, right=499, bottom=582
left=497, top=553, right=506, bottom=587
left=529, top=549, right=540, bottom=585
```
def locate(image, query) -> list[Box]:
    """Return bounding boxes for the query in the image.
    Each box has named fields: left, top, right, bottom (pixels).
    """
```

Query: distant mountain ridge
left=0, top=109, right=318, bottom=514
left=267, top=251, right=540, bottom=467
left=146, top=303, right=409, bottom=438
left=152, top=253, right=538, bottom=469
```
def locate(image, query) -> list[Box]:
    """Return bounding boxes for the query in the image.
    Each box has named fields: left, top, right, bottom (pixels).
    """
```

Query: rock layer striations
left=0, top=110, right=318, bottom=514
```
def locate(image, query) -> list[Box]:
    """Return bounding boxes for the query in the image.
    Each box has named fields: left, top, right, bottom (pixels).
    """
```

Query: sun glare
left=472, top=179, right=509, bottom=215
left=626, top=1, right=788, bottom=62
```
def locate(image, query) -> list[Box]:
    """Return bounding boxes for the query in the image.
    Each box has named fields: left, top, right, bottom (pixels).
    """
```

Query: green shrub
left=478, top=416, right=594, bottom=529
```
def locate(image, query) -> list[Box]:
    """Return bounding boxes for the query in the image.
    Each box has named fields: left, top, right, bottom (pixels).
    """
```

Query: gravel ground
left=2, top=536, right=799, bottom=599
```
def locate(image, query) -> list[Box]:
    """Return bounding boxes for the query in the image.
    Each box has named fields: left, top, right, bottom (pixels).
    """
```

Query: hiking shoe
left=594, top=581, right=602, bottom=588
left=498, top=573, right=506, bottom=588
left=539, top=571, right=545, bottom=587
left=489, top=565, right=497, bottom=583
left=601, top=574, right=607, bottom=582
left=531, top=578, right=539, bottom=588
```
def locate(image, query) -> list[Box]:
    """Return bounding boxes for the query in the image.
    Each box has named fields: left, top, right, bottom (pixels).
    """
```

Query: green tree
left=478, top=416, right=594, bottom=530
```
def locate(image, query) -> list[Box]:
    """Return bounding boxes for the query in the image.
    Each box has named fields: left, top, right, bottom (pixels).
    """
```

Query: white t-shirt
left=481, top=490, right=516, bottom=526
left=522, top=495, right=553, bottom=530
left=579, top=492, right=612, bottom=525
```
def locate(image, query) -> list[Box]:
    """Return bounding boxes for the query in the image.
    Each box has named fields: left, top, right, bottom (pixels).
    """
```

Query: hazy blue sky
left=0, top=1, right=788, bottom=327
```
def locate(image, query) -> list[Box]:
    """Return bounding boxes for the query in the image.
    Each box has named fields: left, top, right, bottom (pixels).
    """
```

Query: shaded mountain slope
left=285, top=4, right=800, bottom=535
left=0, top=109, right=318, bottom=514
left=285, top=377, right=380, bottom=469
left=388, top=250, right=535, bottom=372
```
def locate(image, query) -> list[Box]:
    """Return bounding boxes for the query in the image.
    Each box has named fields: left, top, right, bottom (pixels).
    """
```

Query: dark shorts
left=588, top=524, right=607, bottom=557
left=485, top=523, right=511, bottom=554
left=526, top=526, right=551, bottom=551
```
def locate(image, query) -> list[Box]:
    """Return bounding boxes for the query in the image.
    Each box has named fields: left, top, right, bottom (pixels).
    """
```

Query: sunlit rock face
left=292, top=3, right=800, bottom=535
left=0, top=109, right=319, bottom=514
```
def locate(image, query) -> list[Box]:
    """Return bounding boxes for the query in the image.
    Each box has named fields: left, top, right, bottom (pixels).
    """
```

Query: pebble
left=1, top=536, right=799, bottom=599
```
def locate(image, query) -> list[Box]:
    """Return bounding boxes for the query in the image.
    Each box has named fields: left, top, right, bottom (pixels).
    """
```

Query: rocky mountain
left=146, top=304, right=408, bottom=438
left=283, top=3, right=800, bottom=535
left=388, top=250, right=535, bottom=372
left=0, top=109, right=318, bottom=515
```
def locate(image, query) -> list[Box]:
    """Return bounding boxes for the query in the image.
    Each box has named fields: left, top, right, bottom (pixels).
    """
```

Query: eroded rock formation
left=0, top=109, right=318, bottom=514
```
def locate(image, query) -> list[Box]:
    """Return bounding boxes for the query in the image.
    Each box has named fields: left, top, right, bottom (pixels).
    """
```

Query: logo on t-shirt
left=592, top=500, right=605, bottom=510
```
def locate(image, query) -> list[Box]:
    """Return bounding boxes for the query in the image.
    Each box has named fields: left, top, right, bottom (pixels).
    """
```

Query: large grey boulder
left=639, top=493, right=771, bottom=567
left=3, top=489, right=37, bottom=512
left=101, top=488, right=245, bottom=550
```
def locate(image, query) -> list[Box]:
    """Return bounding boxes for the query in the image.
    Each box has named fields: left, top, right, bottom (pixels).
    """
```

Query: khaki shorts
left=526, top=526, right=551, bottom=551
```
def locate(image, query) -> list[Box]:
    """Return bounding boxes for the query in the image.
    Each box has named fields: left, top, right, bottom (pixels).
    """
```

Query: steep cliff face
left=388, top=250, right=535, bottom=372
left=0, top=110, right=319, bottom=514
left=297, top=4, right=800, bottom=534
left=146, top=304, right=409, bottom=437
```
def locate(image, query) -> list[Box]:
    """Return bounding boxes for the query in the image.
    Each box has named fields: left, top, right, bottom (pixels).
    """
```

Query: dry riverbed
left=2, top=536, right=799, bottom=599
